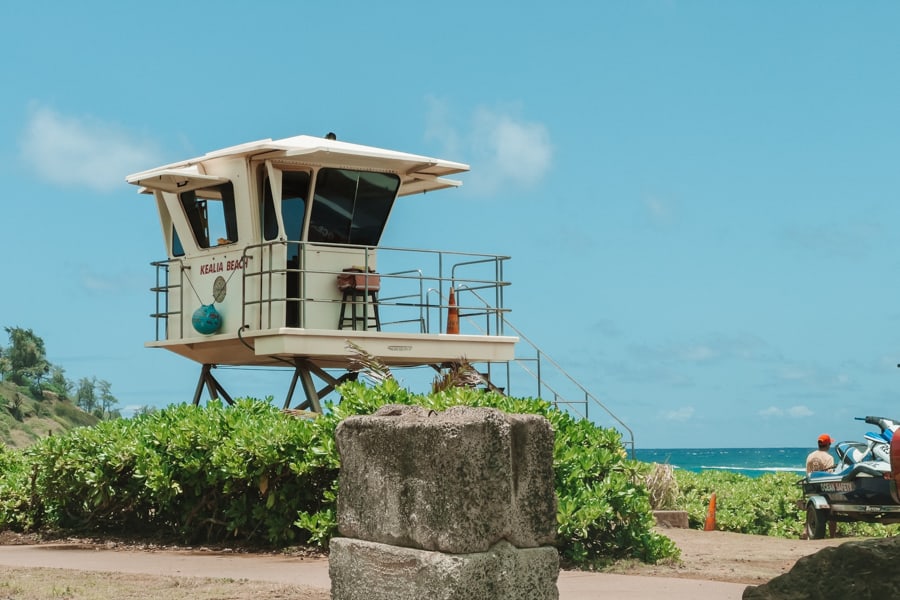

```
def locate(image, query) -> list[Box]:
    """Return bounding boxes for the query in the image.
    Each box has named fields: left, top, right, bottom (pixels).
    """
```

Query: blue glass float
left=192, top=304, right=222, bottom=335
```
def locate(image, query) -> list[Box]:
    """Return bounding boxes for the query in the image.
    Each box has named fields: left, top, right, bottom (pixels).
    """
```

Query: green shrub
left=673, top=469, right=900, bottom=539
left=22, top=400, right=338, bottom=545
left=0, top=381, right=678, bottom=568
left=0, top=445, right=31, bottom=530
left=675, top=470, right=804, bottom=536
left=326, top=380, right=678, bottom=566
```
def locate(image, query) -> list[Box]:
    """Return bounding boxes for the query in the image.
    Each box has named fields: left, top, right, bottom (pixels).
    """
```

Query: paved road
left=0, top=543, right=748, bottom=599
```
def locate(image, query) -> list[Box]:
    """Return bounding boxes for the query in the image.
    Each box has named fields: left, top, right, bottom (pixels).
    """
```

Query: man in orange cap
left=806, top=434, right=836, bottom=473
left=806, top=433, right=837, bottom=537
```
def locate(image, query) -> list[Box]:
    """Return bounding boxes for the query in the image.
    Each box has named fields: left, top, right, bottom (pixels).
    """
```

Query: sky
left=2, top=1, right=900, bottom=449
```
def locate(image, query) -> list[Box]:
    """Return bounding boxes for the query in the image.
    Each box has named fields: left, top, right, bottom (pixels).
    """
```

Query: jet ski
left=799, top=416, right=900, bottom=539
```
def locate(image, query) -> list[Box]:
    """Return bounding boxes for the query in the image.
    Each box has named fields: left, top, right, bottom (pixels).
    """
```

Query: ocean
left=634, top=447, right=812, bottom=478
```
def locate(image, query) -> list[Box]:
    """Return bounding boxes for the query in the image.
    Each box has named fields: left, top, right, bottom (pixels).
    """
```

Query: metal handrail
left=146, top=242, right=631, bottom=453
left=454, top=286, right=635, bottom=457
left=234, top=240, right=511, bottom=334
left=150, top=258, right=185, bottom=341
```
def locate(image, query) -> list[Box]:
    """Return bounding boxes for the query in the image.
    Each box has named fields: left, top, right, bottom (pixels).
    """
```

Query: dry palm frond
left=281, top=408, right=318, bottom=420
left=345, top=340, right=394, bottom=384
left=644, top=462, right=679, bottom=510
left=431, top=359, right=485, bottom=394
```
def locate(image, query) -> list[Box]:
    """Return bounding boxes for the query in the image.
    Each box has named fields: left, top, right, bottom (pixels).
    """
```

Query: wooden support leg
left=193, top=364, right=212, bottom=405
left=298, top=367, right=322, bottom=414
left=284, top=366, right=302, bottom=409
left=192, top=364, right=234, bottom=406
left=287, top=359, right=359, bottom=412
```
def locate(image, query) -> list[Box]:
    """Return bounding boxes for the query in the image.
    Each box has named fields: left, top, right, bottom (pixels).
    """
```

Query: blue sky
left=2, top=1, right=900, bottom=449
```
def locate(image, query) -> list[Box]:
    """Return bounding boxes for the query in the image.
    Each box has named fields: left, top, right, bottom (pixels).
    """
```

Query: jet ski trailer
left=126, top=134, right=518, bottom=411
left=799, top=416, right=900, bottom=539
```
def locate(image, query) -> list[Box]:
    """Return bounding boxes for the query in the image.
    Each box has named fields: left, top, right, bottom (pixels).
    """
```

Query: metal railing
left=147, top=243, right=632, bottom=453
left=148, top=241, right=512, bottom=337
left=150, top=259, right=185, bottom=341
left=236, top=240, right=512, bottom=334
left=452, top=288, right=635, bottom=456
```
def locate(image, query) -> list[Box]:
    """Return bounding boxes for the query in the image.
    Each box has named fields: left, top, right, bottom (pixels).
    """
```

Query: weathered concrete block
left=329, top=537, right=559, bottom=600
left=653, top=510, right=689, bottom=528
left=335, top=405, right=557, bottom=553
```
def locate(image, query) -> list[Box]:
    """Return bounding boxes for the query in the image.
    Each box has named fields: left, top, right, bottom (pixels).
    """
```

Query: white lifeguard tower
left=126, top=134, right=518, bottom=412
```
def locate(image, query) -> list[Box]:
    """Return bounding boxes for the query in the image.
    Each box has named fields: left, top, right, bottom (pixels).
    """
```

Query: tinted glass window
left=178, top=183, right=238, bottom=248
left=308, top=169, right=399, bottom=245
left=172, top=226, right=185, bottom=257
left=262, top=171, right=310, bottom=243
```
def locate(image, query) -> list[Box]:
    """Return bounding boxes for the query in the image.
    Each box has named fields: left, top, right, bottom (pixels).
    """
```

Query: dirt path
left=0, top=527, right=851, bottom=599
left=613, top=527, right=850, bottom=585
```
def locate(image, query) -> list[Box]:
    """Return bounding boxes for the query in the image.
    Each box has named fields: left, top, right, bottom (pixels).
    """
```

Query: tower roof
left=127, top=135, right=470, bottom=197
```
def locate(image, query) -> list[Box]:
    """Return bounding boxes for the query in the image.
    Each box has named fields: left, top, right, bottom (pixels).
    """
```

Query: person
left=806, top=433, right=837, bottom=537
left=806, top=433, right=836, bottom=473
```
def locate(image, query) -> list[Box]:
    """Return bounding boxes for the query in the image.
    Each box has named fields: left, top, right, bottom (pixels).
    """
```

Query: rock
left=743, top=536, right=900, bottom=599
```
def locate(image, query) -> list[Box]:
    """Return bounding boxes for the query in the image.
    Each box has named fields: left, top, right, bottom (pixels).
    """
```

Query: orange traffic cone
left=446, top=287, right=459, bottom=334
left=704, top=493, right=717, bottom=531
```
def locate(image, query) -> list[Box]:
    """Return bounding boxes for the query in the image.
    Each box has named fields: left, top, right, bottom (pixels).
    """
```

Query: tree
left=132, top=405, right=157, bottom=417
left=97, top=379, right=120, bottom=420
left=10, top=392, right=24, bottom=420
left=76, top=377, right=97, bottom=414
left=47, top=365, right=72, bottom=400
left=0, top=327, right=50, bottom=388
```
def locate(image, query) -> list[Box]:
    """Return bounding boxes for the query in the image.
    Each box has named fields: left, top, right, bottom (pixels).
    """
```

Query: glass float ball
left=192, top=304, right=222, bottom=335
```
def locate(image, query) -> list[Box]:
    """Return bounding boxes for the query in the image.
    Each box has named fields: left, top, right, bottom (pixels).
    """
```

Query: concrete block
left=335, top=405, right=557, bottom=553
left=653, top=510, right=689, bottom=528
left=329, top=537, right=559, bottom=600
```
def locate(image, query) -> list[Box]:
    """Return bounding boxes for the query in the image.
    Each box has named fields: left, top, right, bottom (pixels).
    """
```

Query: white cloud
left=605, top=358, right=694, bottom=387
left=20, top=105, right=163, bottom=192
left=679, top=345, right=716, bottom=362
left=759, top=405, right=813, bottom=418
left=636, top=332, right=778, bottom=365
left=773, top=364, right=855, bottom=390
left=661, top=406, right=694, bottom=422
left=425, top=99, right=553, bottom=194
left=776, top=366, right=814, bottom=382
left=644, top=195, right=675, bottom=226
left=424, top=96, right=462, bottom=158
left=781, top=222, right=881, bottom=261
left=79, top=267, right=144, bottom=295
left=121, top=404, right=145, bottom=418
left=591, top=318, right=623, bottom=338
left=788, top=405, right=814, bottom=417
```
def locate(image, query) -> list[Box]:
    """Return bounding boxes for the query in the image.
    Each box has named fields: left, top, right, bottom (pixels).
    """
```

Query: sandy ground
left=611, top=526, right=849, bottom=585
left=0, top=527, right=850, bottom=599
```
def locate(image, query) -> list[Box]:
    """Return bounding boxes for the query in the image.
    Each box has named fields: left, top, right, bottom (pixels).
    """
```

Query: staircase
left=453, top=287, right=635, bottom=457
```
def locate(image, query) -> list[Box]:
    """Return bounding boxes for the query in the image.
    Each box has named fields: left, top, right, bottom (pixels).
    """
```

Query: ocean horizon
left=634, top=447, right=812, bottom=478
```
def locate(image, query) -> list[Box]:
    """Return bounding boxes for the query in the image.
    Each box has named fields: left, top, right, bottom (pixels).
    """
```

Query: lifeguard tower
left=126, top=134, right=518, bottom=412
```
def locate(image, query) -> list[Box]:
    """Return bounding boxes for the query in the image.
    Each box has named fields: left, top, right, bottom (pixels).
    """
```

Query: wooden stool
left=337, top=269, right=381, bottom=331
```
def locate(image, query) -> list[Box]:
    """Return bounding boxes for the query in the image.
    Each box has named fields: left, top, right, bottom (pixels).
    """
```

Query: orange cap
left=817, top=434, right=833, bottom=445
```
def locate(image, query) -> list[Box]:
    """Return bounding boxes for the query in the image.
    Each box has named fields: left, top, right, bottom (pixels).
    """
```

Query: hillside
left=0, top=380, right=99, bottom=449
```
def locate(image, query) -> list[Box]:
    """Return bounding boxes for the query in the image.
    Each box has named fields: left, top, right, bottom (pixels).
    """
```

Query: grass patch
left=52, top=401, right=98, bottom=427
